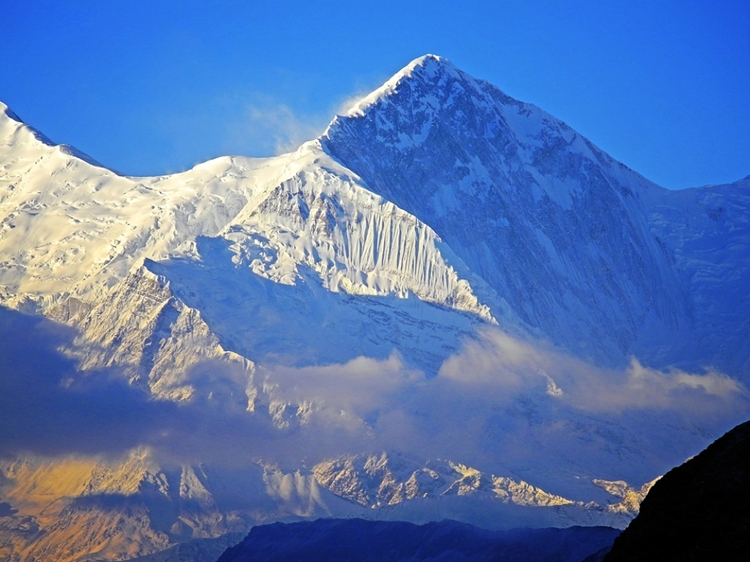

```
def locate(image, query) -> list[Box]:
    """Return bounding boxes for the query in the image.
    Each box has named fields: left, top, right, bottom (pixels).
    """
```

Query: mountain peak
left=0, top=100, right=57, bottom=149
left=319, top=55, right=704, bottom=372
left=405, top=53, right=457, bottom=75
left=0, top=102, right=33, bottom=135
left=0, top=99, right=106, bottom=170
left=337, top=54, right=464, bottom=118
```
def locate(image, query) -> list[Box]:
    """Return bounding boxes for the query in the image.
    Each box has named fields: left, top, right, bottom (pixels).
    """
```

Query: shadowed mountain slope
left=604, top=419, right=750, bottom=561
left=217, top=518, right=621, bottom=562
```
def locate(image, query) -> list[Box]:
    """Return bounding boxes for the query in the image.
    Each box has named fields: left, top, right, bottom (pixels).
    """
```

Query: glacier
left=0, top=55, right=748, bottom=561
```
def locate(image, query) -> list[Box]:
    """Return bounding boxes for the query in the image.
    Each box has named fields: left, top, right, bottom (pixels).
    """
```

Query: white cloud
left=5, top=299, right=746, bottom=489
left=334, top=90, right=374, bottom=117
left=261, top=352, right=422, bottom=436
left=438, top=327, right=749, bottom=415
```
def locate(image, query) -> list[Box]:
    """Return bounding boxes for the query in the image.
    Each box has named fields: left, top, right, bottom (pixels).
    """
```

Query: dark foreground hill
left=604, top=420, right=750, bottom=561
left=216, top=518, right=620, bottom=562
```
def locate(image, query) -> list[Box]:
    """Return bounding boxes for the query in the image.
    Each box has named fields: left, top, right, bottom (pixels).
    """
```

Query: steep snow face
left=64, top=265, right=259, bottom=403
left=222, top=141, right=492, bottom=321
left=0, top=101, right=492, bottom=389
left=644, top=177, right=750, bottom=381
left=322, top=55, right=686, bottom=366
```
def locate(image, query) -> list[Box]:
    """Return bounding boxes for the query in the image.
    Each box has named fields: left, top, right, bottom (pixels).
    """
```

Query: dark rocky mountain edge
left=604, top=419, right=750, bottom=561
left=215, top=518, right=621, bottom=562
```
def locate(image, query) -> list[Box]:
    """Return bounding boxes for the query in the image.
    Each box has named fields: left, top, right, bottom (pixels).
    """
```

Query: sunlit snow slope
left=0, top=97, right=490, bottom=383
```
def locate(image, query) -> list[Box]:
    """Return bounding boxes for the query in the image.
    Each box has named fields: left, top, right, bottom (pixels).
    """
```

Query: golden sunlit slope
left=0, top=451, right=170, bottom=561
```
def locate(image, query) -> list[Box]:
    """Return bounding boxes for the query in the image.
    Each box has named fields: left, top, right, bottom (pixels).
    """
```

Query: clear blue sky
left=2, top=0, right=748, bottom=188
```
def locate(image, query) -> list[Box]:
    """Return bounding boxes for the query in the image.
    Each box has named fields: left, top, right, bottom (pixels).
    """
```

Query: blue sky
left=2, top=0, right=748, bottom=188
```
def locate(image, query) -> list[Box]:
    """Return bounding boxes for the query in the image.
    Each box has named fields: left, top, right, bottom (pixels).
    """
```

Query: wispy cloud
left=146, top=70, right=390, bottom=171
left=264, top=353, right=421, bottom=418
left=2, top=306, right=746, bottom=486
left=259, top=326, right=750, bottom=481
left=333, top=90, right=376, bottom=117
left=147, top=93, right=330, bottom=171
left=221, top=73, right=390, bottom=157
left=438, top=327, right=749, bottom=414
left=226, top=100, right=327, bottom=156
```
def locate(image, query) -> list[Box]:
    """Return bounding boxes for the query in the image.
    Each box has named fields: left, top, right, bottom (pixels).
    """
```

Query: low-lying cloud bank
left=439, top=328, right=748, bottom=413
left=0, top=307, right=168, bottom=457
left=1, top=306, right=747, bottom=486
left=0, top=307, right=281, bottom=464
left=264, top=327, right=749, bottom=480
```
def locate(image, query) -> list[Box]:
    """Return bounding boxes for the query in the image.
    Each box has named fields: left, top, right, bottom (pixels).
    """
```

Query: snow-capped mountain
left=0, top=55, right=748, bottom=561
left=322, top=55, right=749, bottom=376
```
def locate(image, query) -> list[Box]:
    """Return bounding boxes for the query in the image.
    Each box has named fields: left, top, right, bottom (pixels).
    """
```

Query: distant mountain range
left=1, top=55, right=748, bottom=561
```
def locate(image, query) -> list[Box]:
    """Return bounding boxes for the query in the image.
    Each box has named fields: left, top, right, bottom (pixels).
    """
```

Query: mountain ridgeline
left=216, top=519, right=621, bottom=562
left=0, top=55, right=748, bottom=562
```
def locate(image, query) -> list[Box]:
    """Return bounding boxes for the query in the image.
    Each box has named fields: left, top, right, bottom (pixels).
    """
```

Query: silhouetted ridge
left=604, top=420, right=750, bottom=561
left=217, top=518, right=620, bottom=562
